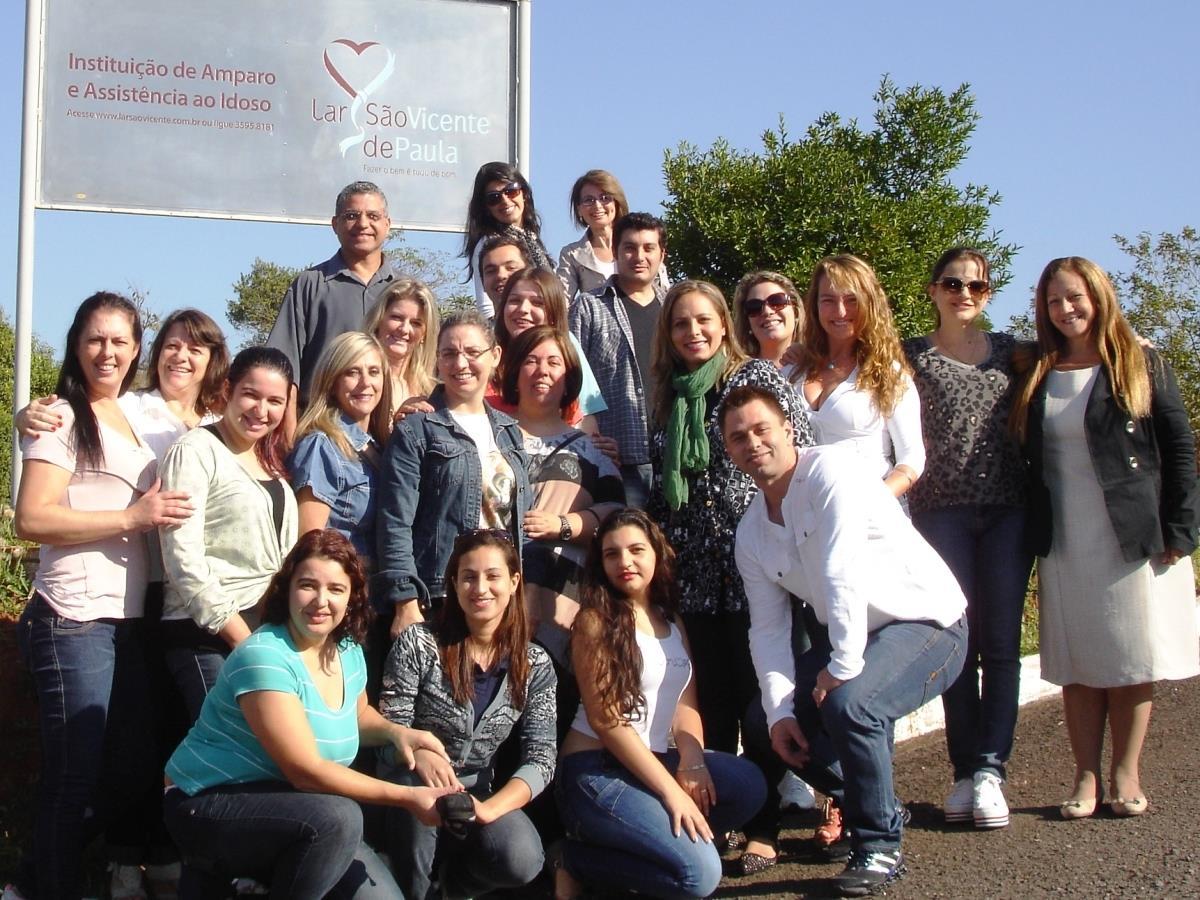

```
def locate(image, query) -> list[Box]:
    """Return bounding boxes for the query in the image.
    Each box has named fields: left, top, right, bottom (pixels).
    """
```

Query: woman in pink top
left=11, top=292, right=193, bottom=900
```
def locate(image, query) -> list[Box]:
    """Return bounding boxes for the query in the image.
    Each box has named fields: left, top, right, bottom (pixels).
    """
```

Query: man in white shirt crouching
left=721, top=384, right=967, bottom=898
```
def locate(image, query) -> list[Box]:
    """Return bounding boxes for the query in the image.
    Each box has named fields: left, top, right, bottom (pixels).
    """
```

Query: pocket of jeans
left=577, top=767, right=629, bottom=814
left=51, top=614, right=99, bottom=634
left=919, top=632, right=966, bottom=708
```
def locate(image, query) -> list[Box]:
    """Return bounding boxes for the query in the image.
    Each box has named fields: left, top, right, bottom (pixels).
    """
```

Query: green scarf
left=662, top=350, right=726, bottom=511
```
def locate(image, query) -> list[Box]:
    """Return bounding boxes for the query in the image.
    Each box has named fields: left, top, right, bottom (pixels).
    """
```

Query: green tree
left=1115, top=226, right=1200, bottom=437
left=662, top=77, right=1017, bottom=338
left=0, top=312, right=60, bottom=506
left=227, top=234, right=472, bottom=347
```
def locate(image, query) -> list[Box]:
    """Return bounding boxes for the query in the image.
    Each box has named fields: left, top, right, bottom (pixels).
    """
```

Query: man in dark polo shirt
left=267, top=181, right=400, bottom=406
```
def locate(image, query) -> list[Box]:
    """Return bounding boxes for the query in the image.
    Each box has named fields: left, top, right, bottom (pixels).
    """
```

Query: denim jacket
left=376, top=389, right=531, bottom=607
left=288, top=414, right=379, bottom=563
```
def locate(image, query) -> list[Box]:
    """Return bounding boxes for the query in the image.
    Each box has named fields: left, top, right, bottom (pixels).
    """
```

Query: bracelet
left=677, top=763, right=708, bottom=773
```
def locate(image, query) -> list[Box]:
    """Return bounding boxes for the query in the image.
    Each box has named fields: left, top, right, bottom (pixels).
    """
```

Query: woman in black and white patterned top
left=902, top=248, right=1032, bottom=831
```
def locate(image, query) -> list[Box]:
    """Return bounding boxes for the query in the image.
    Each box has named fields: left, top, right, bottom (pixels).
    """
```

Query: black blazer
left=1024, top=348, right=1198, bottom=562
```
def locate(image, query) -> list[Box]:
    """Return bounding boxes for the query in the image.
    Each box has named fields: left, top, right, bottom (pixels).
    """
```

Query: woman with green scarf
left=647, top=280, right=814, bottom=853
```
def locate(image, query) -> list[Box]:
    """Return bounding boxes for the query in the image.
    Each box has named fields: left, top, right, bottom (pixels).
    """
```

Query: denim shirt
left=376, top=389, right=531, bottom=607
left=288, top=414, right=379, bottom=562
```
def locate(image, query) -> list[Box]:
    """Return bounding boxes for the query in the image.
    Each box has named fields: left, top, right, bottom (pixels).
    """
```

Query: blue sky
left=3, top=0, right=1197, bottom=357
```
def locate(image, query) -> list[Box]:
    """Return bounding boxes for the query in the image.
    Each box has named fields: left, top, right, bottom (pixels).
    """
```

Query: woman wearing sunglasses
left=732, top=271, right=805, bottom=375
left=901, top=248, right=1033, bottom=829
left=463, top=161, right=552, bottom=320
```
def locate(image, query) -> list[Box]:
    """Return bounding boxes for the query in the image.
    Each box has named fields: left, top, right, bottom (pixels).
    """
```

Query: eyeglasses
left=936, top=277, right=989, bottom=297
left=578, top=193, right=614, bottom=208
left=437, top=347, right=491, bottom=363
left=743, top=292, right=792, bottom=317
left=337, top=210, right=387, bottom=224
left=484, top=183, right=523, bottom=207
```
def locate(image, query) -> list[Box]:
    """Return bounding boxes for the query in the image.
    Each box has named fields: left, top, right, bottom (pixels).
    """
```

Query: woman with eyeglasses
left=362, top=277, right=440, bottom=419
left=379, top=528, right=557, bottom=899
left=556, top=169, right=669, bottom=301
left=376, top=309, right=532, bottom=640
left=732, top=271, right=805, bottom=375
left=793, top=254, right=925, bottom=500
left=901, top=248, right=1034, bottom=830
left=463, top=161, right=552, bottom=320
left=1010, top=257, right=1197, bottom=821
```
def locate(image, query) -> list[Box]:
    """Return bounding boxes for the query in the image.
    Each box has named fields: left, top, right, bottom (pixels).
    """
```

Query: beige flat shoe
left=1109, top=796, right=1148, bottom=817
left=1059, top=796, right=1098, bottom=819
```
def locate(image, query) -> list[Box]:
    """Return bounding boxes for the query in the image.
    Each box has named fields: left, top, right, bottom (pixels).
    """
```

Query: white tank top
left=571, top=620, right=693, bottom=752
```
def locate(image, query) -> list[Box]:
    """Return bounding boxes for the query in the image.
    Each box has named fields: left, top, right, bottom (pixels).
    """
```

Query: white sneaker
left=973, top=771, right=1010, bottom=828
left=943, top=777, right=973, bottom=823
left=779, top=770, right=818, bottom=811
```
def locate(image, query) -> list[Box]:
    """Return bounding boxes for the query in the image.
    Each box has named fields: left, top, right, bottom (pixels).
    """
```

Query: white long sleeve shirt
left=735, top=445, right=965, bottom=728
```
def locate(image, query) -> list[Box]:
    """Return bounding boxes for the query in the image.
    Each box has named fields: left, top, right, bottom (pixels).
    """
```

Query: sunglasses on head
left=456, top=527, right=515, bottom=546
left=743, top=292, right=792, bottom=317
left=485, top=183, right=522, bottom=207
left=936, top=276, right=989, bottom=296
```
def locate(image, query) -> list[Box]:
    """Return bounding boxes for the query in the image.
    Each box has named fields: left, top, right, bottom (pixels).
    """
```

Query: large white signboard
left=35, top=0, right=520, bottom=230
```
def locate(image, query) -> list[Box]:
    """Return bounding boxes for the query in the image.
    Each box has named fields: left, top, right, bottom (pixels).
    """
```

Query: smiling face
left=746, top=281, right=798, bottom=351
left=577, top=181, right=617, bottom=233
left=1044, top=269, right=1096, bottom=345
left=601, top=525, right=658, bottom=601
left=516, top=337, right=568, bottom=411
left=722, top=397, right=796, bottom=488
left=77, top=309, right=139, bottom=399
left=436, top=324, right=499, bottom=403
left=616, top=228, right=665, bottom=290
left=331, top=191, right=390, bottom=260
left=454, top=544, right=519, bottom=634
left=334, top=349, right=385, bottom=426
left=221, top=365, right=290, bottom=450
left=816, top=275, right=860, bottom=343
left=485, top=178, right=525, bottom=227
left=670, top=290, right=727, bottom=371
left=928, top=257, right=990, bottom=327
left=287, top=555, right=351, bottom=649
left=481, top=244, right=528, bottom=304
left=156, top=322, right=212, bottom=402
left=502, top=278, right=550, bottom=338
left=376, top=297, right=427, bottom=368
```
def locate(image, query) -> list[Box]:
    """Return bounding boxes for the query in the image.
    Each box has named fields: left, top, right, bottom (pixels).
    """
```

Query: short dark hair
left=257, top=529, right=374, bottom=646
left=612, top=212, right=667, bottom=253
left=335, top=181, right=387, bottom=215
left=717, top=384, right=787, bottom=436
left=480, top=234, right=531, bottom=268
left=500, top=324, right=582, bottom=410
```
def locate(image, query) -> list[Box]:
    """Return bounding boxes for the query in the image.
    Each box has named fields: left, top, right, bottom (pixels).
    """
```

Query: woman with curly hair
left=731, top=270, right=805, bottom=373
left=162, top=529, right=453, bottom=898
left=793, top=254, right=924, bottom=498
left=1010, top=257, right=1198, bottom=819
left=554, top=509, right=766, bottom=899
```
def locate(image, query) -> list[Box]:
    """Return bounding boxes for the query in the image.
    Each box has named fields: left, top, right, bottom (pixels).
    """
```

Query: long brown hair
left=573, top=509, right=680, bottom=728
left=493, top=267, right=570, bottom=351
left=438, top=530, right=531, bottom=710
left=1009, top=256, right=1151, bottom=442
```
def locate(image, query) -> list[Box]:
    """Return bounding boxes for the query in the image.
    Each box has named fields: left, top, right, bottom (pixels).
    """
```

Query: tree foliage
left=1115, top=226, right=1200, bottom=437
left=0, top=312, right=60, bottom=506
left=226, top=234, right=472, bottom=347
left=661, top=77, right=1017, bottom=338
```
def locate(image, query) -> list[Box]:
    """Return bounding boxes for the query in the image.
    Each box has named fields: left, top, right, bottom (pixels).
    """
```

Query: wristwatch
left=558, top=514, right=573, bottom=541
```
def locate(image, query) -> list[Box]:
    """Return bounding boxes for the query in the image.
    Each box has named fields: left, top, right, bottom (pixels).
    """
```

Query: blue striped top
left=166, top=623, right=366, bottom=795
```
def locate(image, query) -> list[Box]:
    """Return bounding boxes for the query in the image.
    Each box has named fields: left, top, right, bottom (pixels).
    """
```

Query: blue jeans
left=163, top=783, right=401, bottom=899
left=162, top=617, right=234, bottom=723
left=913, top=504, right=1031, bottom=780
left=620, top=462, right=654, bottom=510
left=15, top=593, right=156, bottom=900
left=381, top=767, right=543, bottom=900
left=556, top=749, right=766, bottom=899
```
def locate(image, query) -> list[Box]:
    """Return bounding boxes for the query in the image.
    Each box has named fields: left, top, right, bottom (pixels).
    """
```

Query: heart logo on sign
left=323, top=39, right=389, bottom=100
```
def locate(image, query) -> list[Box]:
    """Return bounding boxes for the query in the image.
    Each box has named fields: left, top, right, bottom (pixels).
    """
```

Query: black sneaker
left=829, top=848, right=906, bottom=897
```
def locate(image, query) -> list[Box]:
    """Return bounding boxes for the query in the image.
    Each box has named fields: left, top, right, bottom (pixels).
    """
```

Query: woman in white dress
left=791, top=255, right=925, bottom=499
left=1011, top=256, right=1198, bottom=819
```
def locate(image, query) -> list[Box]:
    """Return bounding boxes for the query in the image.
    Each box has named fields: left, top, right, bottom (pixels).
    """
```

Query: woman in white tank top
left=552, top=509, right=767, bottom=899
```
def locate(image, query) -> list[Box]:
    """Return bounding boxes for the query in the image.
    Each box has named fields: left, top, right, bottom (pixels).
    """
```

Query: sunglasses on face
left=936, top=277, right=989, bottom=297
left=578, top=193, right=614, bottom=208
left=485, top=183, right=522, bottom=207
left=743, top=292, right=792, bottom=317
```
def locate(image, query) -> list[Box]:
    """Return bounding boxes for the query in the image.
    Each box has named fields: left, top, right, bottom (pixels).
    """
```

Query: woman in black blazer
left=1011, top=256, right=1198, bottom=820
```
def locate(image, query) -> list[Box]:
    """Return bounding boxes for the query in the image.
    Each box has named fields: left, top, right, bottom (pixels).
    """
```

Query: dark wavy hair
left=462, top=162, right=542, bottom=279
left=146, top=308, right=230, bottom=417
left=438, top=529, right=531, bottom=710
left=257, top=529, right=374, bottom=647
left=500, top=324, right=582, bottom=411
left=574, top=509, right=679, bottom=727
left=57, top=292, right=143, bottom=472
left=223, top=347, right=294, bottom=478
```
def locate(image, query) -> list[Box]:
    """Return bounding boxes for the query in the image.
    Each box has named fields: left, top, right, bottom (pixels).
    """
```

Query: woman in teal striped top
left=163, top=529, right=456, bottom=899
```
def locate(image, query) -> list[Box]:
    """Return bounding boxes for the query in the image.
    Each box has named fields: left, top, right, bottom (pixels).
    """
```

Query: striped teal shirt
left=166, top=624, right=366, bottom=795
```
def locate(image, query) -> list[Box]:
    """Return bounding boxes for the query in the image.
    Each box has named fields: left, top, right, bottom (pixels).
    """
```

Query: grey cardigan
left=159, top=427, right=298, bottom=632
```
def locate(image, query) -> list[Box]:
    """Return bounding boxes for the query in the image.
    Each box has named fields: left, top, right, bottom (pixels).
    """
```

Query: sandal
left=814, top=797, right=844, bottom=847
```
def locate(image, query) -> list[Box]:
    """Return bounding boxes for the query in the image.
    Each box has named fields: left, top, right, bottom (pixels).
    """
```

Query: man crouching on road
left=720, top=384, right=967, bottom=897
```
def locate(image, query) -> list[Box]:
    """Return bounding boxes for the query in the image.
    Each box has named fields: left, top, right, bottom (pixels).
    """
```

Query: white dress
left=1038, top=366, right=1199, bottom=687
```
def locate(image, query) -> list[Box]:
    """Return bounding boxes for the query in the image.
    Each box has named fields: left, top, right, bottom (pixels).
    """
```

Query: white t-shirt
left=448, top=409, right=516, bottom=530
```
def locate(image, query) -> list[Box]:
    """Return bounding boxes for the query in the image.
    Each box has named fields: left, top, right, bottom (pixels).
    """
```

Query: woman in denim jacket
left=376, top=309, right=532, bottom=640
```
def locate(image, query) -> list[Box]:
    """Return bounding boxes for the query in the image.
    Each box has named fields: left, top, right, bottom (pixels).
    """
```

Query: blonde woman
left=1010, top=257, right=1198, bottom=819
left=363, top=277, right=439, bottom=417
left=793, top=254, right=924, bottom=498
left=732, top=271, right=804, bottom=374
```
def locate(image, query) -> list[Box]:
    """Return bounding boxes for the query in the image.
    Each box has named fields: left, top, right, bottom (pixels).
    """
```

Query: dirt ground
left=714, top=677, right=1200, bottom=899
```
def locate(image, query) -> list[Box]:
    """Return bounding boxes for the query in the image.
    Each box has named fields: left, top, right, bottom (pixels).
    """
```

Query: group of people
left=6, top=169, right=1196, bottom=900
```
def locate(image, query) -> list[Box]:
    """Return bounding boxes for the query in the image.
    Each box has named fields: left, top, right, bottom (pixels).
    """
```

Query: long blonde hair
left=295, top=332, right=393, bottom=457
left=363, top=278, right=439, bottom=398
left=797, top=254, right=910, bottom=418
left=651, top=280, right=746, bottom=427
left=1009, top=257, right=1151, bottom=442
